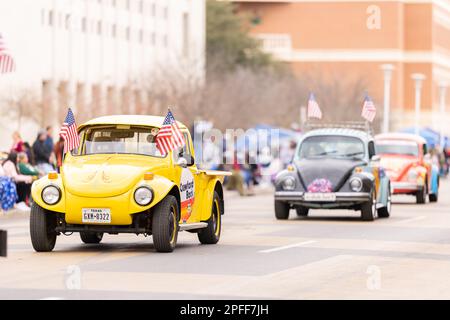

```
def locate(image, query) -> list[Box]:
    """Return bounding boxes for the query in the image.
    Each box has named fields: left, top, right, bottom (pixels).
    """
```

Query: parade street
left=0, top=179, right=448, bottom=300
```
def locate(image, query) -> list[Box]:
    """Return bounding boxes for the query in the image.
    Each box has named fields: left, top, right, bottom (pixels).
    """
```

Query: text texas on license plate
left=304, top=193, right=336, bottom=202
left=82, top=208, right=111, bottom=224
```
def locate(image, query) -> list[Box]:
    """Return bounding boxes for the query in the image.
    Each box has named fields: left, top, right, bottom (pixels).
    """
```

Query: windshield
left=375, top=140, right=419, bottom=157
left=297, top=135, right=365, bottom=160
left=78, top=125, right=164, bottom=157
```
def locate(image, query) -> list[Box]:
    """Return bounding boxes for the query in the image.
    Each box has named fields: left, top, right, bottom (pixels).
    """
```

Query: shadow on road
left=289, top=216, right=372, bottom=223
left=46, top=242, right=200, bottom=254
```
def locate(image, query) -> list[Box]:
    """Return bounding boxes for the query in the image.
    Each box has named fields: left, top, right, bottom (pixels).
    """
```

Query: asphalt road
left=0, top=179, right=450, bottom=300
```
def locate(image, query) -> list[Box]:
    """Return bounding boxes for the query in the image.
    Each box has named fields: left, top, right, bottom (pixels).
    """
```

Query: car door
left=174, top=131, right=203, bottom=224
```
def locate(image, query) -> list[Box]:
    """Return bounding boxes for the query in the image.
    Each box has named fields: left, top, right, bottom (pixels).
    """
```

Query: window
left=112, top=24, right=117, bottom=37
left=65, top=14, right=71, bottom=30
left=82, top=17, right=87, bottom=32
left=49, top=11, right=54, bottom=26
left=41, top=9, right=46, bottom=25
left=97, top=21, right=102, bottom=35
left=375, top=140, right=419, bottom=157
left=182, top=12, right=189, bottom=57
left=126, top=27, right=131, bottom=41
left=297, top=136, right=365, bottom=160
left=79, top=126, right=164, bottom=157
left=173, top=133, right=193, bottom=163
left=151, top=32, right=156, bottom=45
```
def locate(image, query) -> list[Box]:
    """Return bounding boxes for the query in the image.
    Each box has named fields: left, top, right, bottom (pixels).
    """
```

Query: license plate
left=304, top=193, right=336, bottom=202
left=82, top=208, right=111, bottom=224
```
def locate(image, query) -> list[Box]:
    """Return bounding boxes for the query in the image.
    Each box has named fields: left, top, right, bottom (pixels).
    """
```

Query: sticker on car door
left=180, top=168, right=195, bottom=222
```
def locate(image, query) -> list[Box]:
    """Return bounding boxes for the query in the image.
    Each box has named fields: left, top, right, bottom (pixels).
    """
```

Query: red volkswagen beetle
left=375, top=133, right=439, bottom=204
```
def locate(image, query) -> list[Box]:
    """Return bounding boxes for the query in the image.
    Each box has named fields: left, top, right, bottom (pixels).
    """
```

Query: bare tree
left=1, top=88, right=42, bottom=131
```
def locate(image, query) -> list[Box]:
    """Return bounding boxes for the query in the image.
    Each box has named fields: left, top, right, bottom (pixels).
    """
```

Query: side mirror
left=176, top=155, right=195, bottom=168
left=371, top=155, right=381, bottom=162
left=176, top=157, right=188, bottom=168
left=185, top=154, right=195, bottom=166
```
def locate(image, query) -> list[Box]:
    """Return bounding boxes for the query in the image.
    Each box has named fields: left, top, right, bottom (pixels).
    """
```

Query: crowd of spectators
left=0, top=126, right=62, bottom=213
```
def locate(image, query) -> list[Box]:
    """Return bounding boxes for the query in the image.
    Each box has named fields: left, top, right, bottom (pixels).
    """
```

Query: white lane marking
left=396, top=216, right=426, bottom=224
left=259, top=240, right=317, bottom=253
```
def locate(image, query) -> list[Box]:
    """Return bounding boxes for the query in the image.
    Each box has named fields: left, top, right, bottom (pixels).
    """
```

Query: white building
left=0, top=0, right=205, bottom=150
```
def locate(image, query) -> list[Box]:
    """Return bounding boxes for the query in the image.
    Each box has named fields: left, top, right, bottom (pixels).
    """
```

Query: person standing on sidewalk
left=32, top=130, right=53, bottom=174
left=54, top=136, right=65, bottom=173
left=11, top=131, right=24, bottom=153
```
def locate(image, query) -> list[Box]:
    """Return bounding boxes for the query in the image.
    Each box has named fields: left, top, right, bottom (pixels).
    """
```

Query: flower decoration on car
left=307, top=179, right=333, bottom=193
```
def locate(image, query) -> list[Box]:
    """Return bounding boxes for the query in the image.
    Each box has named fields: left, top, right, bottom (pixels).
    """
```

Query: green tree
left=206, top=0, right=276, bottom=72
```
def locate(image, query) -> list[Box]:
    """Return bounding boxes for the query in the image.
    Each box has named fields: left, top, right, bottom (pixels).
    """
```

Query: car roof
left=79, top=115, right=188, bottom=130
left=375, top=133, right=426, bottom=144
left=302, top=128, right=372, bottom=142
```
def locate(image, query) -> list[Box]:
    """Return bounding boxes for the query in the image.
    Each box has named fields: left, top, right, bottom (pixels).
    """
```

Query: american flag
left=0, top=34, right=15, bottom=74
left=307, top=92, right=322, bottom=119
left=361, top=94, right=376, bottom=122
left=156, top=109, right=185, bottom=155
left=59, top=108, right=80, bottom=154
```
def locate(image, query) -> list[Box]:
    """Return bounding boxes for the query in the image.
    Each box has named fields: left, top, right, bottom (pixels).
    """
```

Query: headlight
left=134, top=186, right=153, bottom=206
left=408, top=170, right=418, bottom=181
left=349, top=177, right=363, bottom=192
left=42, top=185, right=61, bottom=205
left=281, top=177, right=296, bottom=191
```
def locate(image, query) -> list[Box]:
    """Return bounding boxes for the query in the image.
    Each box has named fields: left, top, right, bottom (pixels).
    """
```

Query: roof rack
left=304, top=121, right=373, bottom=135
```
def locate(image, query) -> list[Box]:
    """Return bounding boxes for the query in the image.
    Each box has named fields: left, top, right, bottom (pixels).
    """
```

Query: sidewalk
left=224, top=184, right=274, bottom=199
left=0, top=208, right=30, bottom=221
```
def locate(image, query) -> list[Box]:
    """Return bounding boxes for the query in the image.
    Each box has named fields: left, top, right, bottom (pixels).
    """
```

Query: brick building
left=232, top=0, right=450, bottom=133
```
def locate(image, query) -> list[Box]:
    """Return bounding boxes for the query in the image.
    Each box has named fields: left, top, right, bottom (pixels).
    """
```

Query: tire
left=152, top=195, right=179, bottom=253
left=416, top=183, right=427, bottom=204
left=30, top=202, right=57, bottom=252
left=275, top=201, right=290, bottom=220
left=296, top=206, right=309, bottom=217
left=80, top=232, right=103, bottom=244
left=198, top=191, right=222, bottom=245
left=378, top=183, right=391, bottom=218
left=361, top=190, right=377, bottom=221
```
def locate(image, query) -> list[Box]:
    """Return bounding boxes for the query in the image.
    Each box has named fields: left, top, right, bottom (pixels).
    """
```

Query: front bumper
left=275, top=191, right=371, bottom=206
left=391, top=182, right=421, bottom=193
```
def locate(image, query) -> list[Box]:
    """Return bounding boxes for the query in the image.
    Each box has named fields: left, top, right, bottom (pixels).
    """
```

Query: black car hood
left=294, top=158, right=366, bottom=192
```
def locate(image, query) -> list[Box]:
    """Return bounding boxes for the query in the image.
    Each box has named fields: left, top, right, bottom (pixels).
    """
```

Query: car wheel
left=361, top=190, right=377, bottom=221
left=416, top=183, right=427, bottom=204
left=275, top=201, right=290, bottom=220
left=198, top=191, right=222, bottom=245
left=152, top=195, right=179, bottom=253
left=80, top=232, right=103, bottom=244
left=30, top=202, right=57, bottom=252
left=378, top=183, right=391, bottom=218
left=296, top=206, right=309, bottom=217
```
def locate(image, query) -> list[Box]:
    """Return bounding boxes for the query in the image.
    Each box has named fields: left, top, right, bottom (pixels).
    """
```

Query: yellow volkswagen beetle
left=30, top=115, right=230, bottom=253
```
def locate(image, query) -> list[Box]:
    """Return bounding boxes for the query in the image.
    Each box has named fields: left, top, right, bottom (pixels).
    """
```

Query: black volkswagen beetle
left=274, top=127, right=391, bottom=221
